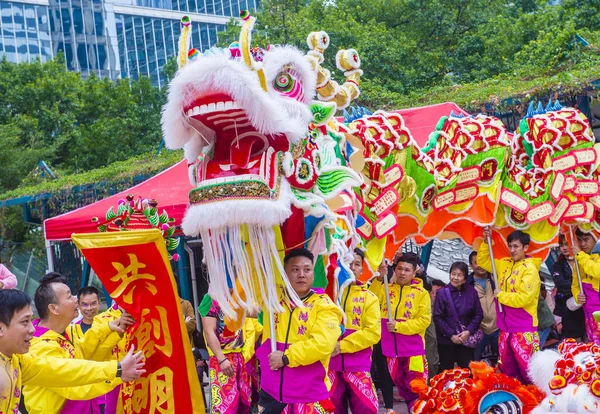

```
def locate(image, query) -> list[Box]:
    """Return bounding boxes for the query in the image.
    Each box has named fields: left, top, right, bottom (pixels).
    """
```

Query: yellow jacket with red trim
left=256, top=291, right=343, bottom=404
left=573, top=251, right=600, bottom=313
left=0, top=351, right=119, bottom=414
left=329, top=284, right=380, bottom=372
left=23, top=323, right=121, bottom=414
left=369, top=277, right=431, bottom=358
left=477, top=242, right=541, bottom=332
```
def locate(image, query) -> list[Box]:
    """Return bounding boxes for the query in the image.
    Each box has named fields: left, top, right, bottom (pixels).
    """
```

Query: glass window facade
left=1, top=0, right=245, bottom=87
left=48, top=0, right=118, bottom=78
left=115, top=14, right=224, bottom=87
left=133, top=0, right=258, bottom=16
left=0, top=1, right=53, bottom=63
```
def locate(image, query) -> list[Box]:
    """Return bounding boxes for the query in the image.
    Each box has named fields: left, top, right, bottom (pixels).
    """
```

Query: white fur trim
left=162, top=50, right=313, bottom=151
left=181, top=180, right=293, bottom=236
left=528, top=349, right=560, bottom=395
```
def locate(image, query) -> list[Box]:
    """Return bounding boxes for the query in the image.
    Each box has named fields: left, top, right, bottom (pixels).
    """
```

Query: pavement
left=200, top=374, right=410, bottom=413
left=376, top=390, right=409, bottom=414
left=377, top=402, right=409, bottom=414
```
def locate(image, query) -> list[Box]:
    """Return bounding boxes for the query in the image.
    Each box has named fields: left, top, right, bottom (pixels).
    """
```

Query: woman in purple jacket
left=434, top=261, right=484, bottom=371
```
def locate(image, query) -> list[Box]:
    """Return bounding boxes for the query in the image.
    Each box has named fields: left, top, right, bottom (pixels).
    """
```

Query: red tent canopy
left=44, top=162, right=193, bottom=241
left=43, top=102, right=468, bottom=241
left=394, top=102, right=468, bottom=146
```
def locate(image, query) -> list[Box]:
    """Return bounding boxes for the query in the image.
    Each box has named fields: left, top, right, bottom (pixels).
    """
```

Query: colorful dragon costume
left=409, top=103, right=598, bottom=261
left=161, top=9, right=600, bottom=316
left=410, top=362, right=544, bottom=413
left=409, top=339, right=600, bottom=413
left=529, top=339, right=600, bottom=413
left=161, top=14, right=364, bottom=315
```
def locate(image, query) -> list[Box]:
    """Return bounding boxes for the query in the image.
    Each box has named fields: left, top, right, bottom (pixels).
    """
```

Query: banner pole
left=382, top=261, right=393, bottom=321
left=486, top=227, right=502, bottom=312
left=569, top=226, right=584, bottom=294
left=269, top=308, right=277, bottom=353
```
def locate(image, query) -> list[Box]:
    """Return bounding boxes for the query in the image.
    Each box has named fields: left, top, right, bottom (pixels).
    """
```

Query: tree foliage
left=1, top=0, right=600, bottom=251
left=0, top=55, right=167, bottom=194
left=219, top=0, right=600, bottom=107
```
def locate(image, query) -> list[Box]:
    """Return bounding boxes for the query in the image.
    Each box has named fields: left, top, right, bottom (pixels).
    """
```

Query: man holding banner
left=369, top=254, right=431, bottom=411
left=0, top=289, right=145, bottom=414
left=23, top=273, right=145, bottom=414
left=478, top=228, right=540, bottom=384
left=257, top=248, right=343, bottom=414
left=572, top=228, right=600, bottom=344
left=71, top=229, right=206, bottom=414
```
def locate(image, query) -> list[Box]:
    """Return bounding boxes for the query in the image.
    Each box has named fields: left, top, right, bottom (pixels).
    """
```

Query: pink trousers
left=498, top=331, right=539, bottom=384
left=387, top=356, right=427, bottom=410
left=327, top=370, right=378, bottom=414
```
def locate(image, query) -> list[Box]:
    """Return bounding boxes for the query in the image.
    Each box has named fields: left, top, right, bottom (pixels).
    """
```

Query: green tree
left=0, top=56, right=167, bottom=184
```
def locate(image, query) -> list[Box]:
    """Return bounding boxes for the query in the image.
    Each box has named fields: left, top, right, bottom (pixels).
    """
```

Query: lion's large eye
left=479, top=391, right=523, bottom=414
left=272, top=68, right=304, bottom=102
left=274, top=73, right=294, bottom=93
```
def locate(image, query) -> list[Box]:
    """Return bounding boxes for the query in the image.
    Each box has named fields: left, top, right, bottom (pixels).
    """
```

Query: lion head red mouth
left=183, top=92, right=289, bottom=190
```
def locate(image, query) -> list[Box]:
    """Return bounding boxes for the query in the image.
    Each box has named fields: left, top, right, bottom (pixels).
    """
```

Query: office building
left=0, top=0, right=258, bottom=86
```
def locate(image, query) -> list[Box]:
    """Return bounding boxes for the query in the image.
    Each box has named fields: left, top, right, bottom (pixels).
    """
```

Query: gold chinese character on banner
left=149, top=367, right=175, bottom=413
left=110, top=253, right=158, bottom=304
left=133, top=306, right=173, bottom=358
left=121, top=367, right=175, bottom=413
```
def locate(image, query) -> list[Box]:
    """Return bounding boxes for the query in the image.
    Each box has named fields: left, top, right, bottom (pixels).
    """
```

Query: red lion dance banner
left=72, top=229, right=204, bottom=414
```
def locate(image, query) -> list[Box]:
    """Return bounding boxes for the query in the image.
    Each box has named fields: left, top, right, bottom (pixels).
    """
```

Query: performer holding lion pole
left=477, top=227, right=540, bottom=384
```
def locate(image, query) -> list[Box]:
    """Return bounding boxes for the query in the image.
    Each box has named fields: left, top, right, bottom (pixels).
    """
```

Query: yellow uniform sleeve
left=477, top=242, right=497, bottom=274
left=285, top=298, right=343, bottom=368
left=339, top=292, right=381, bottom=354
left=572, top=260, right=582, bottom=304
left=497, top=265, right=539, bottom=308
left=394, top=289, right=431, bottom=336
left=77, top=314, right=121, bottom=361
left=19, top=353, right=118, bottom=387
left=241, top=318, right=262, bottom=362
left=26, top=342, right=121, bottom=399
left=577, top=252, right=600, bottom=280
left=368, top=278, right=385, bottom=305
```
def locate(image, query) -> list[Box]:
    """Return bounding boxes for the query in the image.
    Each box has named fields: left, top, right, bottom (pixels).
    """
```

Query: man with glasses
left=64, top=286, right=105, bottom=414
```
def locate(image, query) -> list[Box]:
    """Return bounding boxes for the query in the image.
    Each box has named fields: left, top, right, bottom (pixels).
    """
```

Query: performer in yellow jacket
left=0, top=289, right=144, bottom=414
left=329, top=249, right=381, bottom=414
left=478, top=228, right=541, bottom=384
left=572, top=228, right=600, bottom=344
left=257, top=248, right=343, bottom=414
left=65, top=287, right=131, bottom=414
left=369, top=254, right=431, bottom=411
left=24, top=273, right=139, bottom=414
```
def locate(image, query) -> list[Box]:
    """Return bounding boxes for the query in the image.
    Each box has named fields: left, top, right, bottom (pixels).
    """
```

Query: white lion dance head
left=530, top=339, right=600, bottom=413
left=161, top=13, right=362, bottom=316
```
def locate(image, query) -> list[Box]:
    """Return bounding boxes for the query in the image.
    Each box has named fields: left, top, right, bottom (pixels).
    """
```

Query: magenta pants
left=387, top=356, right=427, bottom=410
left=327, top=370, right=378, bottom=414
left=498, top=331, right=539, bottom=384
left=103, top=386, right=121, bottom=414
